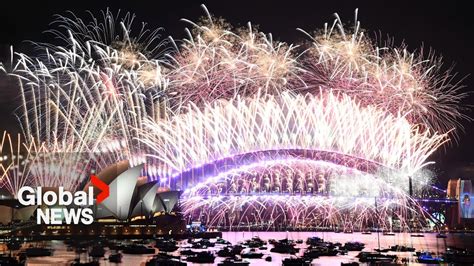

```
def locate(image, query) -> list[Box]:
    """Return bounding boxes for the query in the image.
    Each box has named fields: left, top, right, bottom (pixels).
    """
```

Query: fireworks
left=0, top=131, right=90, bottom=193
left=181, top=195, right=424, bottom=231
left=166, top=5, right=303, bottom=109
left=139, top=91, right=447, bottom=181
left=9, top=9, right=168, bottom=180
left=0, top=6, right=469, bottom=229
left=297, top=10, right=469, bottom=136
left=0, top=132, right=36, bottom=197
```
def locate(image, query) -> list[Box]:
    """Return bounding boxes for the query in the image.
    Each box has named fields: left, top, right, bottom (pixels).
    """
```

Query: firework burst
left=166, top=5, right=304, bottom=110
left=298, top=9, right=469, bottom=137
left=139, top=91, right=447, bottom=180
left=0, top=7, right=468, bottom=229
left=0, top=132, right=38, bottom=197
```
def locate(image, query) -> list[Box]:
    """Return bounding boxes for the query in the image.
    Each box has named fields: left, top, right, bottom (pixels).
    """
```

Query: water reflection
left=21, top=232, right=474, bottom=265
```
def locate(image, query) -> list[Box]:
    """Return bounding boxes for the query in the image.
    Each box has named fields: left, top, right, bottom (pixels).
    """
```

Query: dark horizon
left=1, top=0, right=473, bottom=184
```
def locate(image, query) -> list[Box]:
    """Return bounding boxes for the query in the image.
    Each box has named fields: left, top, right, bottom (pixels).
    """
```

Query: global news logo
left=16, top=164, right=142, bottom=225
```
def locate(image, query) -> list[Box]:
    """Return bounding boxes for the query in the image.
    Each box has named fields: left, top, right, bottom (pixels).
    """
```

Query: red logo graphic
left=91, top=175, right=110, bottom=204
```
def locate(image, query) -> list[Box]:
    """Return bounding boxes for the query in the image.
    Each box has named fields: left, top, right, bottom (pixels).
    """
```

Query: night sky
left=0, top=0, right=473, bottom=183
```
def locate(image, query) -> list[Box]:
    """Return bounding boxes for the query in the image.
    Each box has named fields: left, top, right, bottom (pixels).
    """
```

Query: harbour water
left=21, top=232, right=474, bottom=265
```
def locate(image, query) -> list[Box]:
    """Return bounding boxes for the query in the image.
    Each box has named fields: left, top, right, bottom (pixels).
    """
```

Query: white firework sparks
left=139, top=91, right=447, bottom=179
left=0, top=7, right=468, bottom=229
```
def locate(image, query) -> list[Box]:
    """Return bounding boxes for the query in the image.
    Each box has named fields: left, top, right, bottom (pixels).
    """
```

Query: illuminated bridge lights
left=157, top=149, right=391, bottom=190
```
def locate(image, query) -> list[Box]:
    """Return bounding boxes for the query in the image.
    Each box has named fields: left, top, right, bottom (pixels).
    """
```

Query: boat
left=146, top=253, right=186, bottom=266
left=243, top=236, right=266, bottom=248
left=410, top=233, right=424, bottom=237
left=191, top=243, right=208, bottom=249
left=342, top=242, right=365, bottom=251
left=306, top=246, right=339, bottom=257
left=270, top=242, right=299, bottom=254
left=108, top=242, right=126, bottom=251
left=382, top=231, right=395, bottom=236
left=108, top=252, right=122, bottom=263
left=216, top=237, right=231, bottom=245
left=197, top=239, right=215, bottom=247
left=132, top=239, right=150, bottom=245
left=389, top=245, right=415, bottom=252
left=217, top=257, right=250, bottom=266
left=191, top=239, right=216, bottom=249
left=357, top=252, right=397, bottom=263
left=306, top=236, right=323, bottom=246
left=373, top=248, right=390, bottom=253
left=158, top=245, right=179, bottom=252
left=231, top=245, right=245, bottom=254
left=282, top=257, right=311, bottom=266
left=303, top=248, right=320, bottom=259
left=155, top=239, right=179, bottom=252
left=436, top=233, right=448, bottom=238
left=217, top=247, right=235, bottom=257
left=361, top=231, right=372, bottom=235
left=240, top=250, right=264, bottom=259
left=25, top=247, right=53, bottom=257
left=122, top=244, right=155, bottom=254
left=186, top=251, right=215, bottom=263
left=417, top=252, right=444, bottom=264
left=89, top=246, right=105, bottom=257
